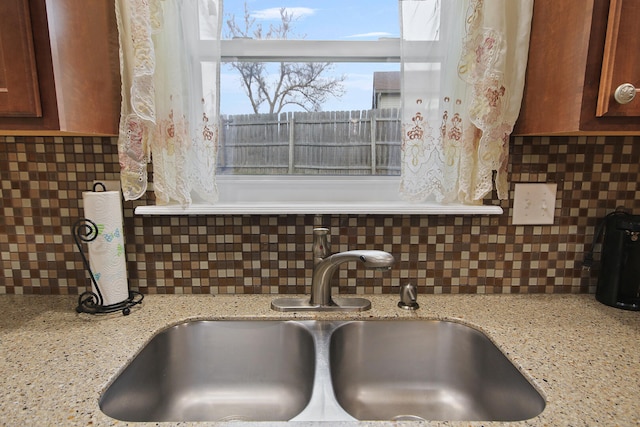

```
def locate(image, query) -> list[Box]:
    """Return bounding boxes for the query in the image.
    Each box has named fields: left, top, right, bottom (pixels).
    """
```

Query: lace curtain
left=399, top=0, right=533, bottom=204
left=115, top=0, right=221, bottom=206
left=115, top=0, right=532, bottom=207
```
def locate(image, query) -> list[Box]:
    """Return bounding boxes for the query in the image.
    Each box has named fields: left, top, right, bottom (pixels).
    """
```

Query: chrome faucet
left=310, top=249, right=395, bottom=307
left=271, top=227, right=395, bottom=312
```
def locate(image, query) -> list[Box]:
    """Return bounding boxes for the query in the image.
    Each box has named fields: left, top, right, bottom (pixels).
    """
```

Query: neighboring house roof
left=372, top=71, right=401, bottom=109
left=373, top=71, right=400, bottom=92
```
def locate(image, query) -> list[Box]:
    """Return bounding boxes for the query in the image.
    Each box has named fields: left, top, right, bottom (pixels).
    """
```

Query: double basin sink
left=100, top=319, right=545, bottom=423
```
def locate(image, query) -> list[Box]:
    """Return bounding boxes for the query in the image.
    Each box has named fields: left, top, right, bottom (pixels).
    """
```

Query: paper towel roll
left=82, top=190, right=129, bottom=306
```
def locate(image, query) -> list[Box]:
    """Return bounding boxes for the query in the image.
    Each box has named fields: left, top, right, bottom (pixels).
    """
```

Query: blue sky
left=222, top=1, right=399, bottom=40
left=219, top=1, right=400, bottom=115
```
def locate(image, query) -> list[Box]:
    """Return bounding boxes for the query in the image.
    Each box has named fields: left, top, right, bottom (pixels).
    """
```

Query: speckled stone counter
left=0, top=294, right=638, bottom=426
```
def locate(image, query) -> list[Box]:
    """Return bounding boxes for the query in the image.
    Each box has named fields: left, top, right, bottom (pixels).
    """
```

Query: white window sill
left=134, top=176, right=503, bottom=216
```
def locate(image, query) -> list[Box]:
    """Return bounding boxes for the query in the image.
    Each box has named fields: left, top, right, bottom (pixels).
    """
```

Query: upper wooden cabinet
left=514, top=0, right=640, bottom=136
left=0, top=0, right=41, bottom=118
left=0, top=0, right=120, bottom=136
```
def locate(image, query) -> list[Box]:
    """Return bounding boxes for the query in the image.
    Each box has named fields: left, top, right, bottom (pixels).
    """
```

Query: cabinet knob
left=614, top=83, right=639, bottom=104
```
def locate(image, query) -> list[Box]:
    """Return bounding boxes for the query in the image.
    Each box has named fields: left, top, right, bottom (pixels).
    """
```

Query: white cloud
left=344, top=32, right=394, bottom=39
left=251, top=7, right=316, bottom=21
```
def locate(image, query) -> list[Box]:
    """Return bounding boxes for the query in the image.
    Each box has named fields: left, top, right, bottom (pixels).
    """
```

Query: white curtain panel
left=115, top=0, right=221, bottom=206
left=399, top=0, right=533, bottom=204
left=115, top=0, right=532, bottom=208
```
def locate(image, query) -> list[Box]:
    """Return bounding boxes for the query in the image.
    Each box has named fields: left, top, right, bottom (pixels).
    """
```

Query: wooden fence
left=219, top=109, right=401, bottom=175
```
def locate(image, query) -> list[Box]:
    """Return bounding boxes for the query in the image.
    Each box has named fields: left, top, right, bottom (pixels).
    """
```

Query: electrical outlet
left=512, top=183, right=557, bottom=225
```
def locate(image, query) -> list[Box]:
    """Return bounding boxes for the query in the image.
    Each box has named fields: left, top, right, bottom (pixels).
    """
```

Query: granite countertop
left=0, top=293, right=638, bottom=426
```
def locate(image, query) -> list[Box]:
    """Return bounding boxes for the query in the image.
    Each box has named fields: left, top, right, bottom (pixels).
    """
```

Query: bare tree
left=225, top=4, right=346, bottom=114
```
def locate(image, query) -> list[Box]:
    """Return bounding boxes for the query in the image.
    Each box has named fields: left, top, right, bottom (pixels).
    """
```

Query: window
left=131, top=0, right=512, bottom=215
left=217, top=1, right=402, bottom=177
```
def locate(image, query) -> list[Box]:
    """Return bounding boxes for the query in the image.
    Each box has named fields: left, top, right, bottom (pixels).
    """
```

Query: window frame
left=220, top=39, right=400, bottom=63
left=136, top=7, right=503, bottom=215
left=213, top=38, right=416, bottom=212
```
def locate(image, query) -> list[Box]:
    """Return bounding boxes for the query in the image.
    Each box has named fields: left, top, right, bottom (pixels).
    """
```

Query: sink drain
left=392, top=414, right=427, bottom=422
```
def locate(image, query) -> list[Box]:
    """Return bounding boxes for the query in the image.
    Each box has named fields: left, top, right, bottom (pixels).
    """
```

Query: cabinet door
left=596, top=0, right=640, bottom=117
left=0, top=0, right=119, bottom=135
left=0, top=0, right=42, bottom=117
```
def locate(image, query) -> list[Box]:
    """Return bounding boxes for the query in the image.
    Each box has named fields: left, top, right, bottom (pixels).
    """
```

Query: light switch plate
left=512, top=183, right=557, bottom=225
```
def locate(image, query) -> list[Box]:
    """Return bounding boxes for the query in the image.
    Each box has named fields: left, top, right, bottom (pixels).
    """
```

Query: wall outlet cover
left=512, top=183, right=557, bottom=225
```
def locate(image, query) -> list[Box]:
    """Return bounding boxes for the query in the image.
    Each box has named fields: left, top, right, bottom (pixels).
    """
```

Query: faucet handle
left=312, top=227, right=330, bottom=265
left=398, top=283, right=419, bottom=310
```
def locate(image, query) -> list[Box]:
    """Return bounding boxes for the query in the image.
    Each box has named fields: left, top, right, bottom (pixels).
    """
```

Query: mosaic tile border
left=1, top=135, right=639, bottom=295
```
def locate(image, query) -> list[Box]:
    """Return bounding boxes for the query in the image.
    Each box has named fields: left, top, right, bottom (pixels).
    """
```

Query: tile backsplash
left=1, top=134, right=638, bottom=296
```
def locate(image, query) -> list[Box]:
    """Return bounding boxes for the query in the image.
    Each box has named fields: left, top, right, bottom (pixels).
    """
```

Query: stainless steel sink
left=100, top=319, right=544, bottom=423
left=99, top=320, right=316, bottom=422
left=329, top=320, right=546, bottom=421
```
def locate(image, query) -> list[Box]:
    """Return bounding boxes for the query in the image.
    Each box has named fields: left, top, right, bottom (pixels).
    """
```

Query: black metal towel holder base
left=73, top=184, right=143, bottom=315
left=73, top=218, right=143, bottom=315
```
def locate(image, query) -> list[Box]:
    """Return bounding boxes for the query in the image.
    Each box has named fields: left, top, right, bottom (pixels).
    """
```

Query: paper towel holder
left=73, top=183, right=143, bottom=315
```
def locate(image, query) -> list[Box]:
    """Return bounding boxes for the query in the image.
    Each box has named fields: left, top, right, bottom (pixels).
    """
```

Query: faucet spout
left=271, top=228, right=395, bottom=312
left=310, top=250, right=395, bottom=307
